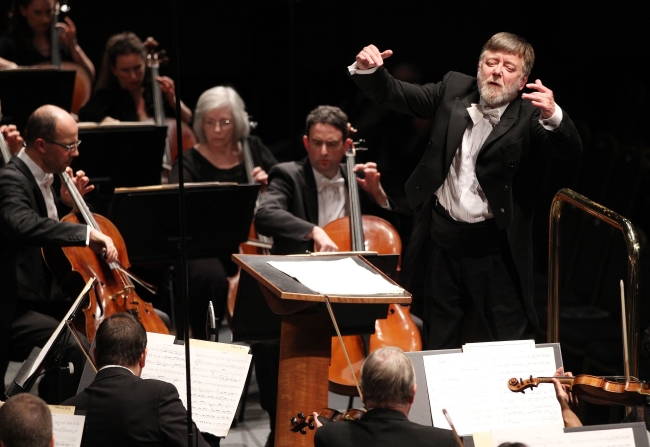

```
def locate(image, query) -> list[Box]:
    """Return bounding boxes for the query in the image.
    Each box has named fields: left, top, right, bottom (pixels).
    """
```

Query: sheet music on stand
left=139, top=333, right=252, bottom=437
left=50, top=406, right=85, bottom=447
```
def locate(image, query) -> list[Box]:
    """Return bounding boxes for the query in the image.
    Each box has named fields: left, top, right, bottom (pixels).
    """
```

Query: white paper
left=146, top=332, right=176, bottom=346
left=140, top=342, right=252, bottom=437
left=52, top=414, right=85, bottom=447
left=267, top=257, right=404, bottom=295
left=490, top=424, right=563, bottom=447
left=463, top=339, right=535, bottom=354
left=493, top=427, right=634, bottom=447
left=424, top=346, right=563, bottom=435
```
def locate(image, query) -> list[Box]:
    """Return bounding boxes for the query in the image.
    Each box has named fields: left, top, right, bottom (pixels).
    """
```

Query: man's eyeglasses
left=44, top=139, right=82, bottom=152
left=204, top=119, right=232, bottom=129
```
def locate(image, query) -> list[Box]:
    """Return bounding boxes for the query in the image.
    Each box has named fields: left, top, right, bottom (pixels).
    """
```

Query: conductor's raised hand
left=355, top=45, right=393, bottom=70
left=355, top=162, right=388, bottom=207
left=89, top=229, right=118, bottom=263
left=521, top=79, right=555, bottom=119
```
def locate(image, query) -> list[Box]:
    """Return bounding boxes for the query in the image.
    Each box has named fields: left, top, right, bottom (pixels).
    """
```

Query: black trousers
left=423, top=200, right=532, bottom=350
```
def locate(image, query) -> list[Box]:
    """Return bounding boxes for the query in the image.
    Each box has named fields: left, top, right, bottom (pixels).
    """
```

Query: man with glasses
left=0, top=104, right=117, bottom=403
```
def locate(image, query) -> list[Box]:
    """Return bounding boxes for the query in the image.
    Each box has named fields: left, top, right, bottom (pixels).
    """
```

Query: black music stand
left=108, top=183, right=259, bottom=263
left=74, top=124, right=167, bottom=215
left=0, top=68, right=75, bottom=130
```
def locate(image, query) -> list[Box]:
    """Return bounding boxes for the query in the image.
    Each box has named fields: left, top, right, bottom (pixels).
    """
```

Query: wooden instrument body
left=44, top=212, right=168, bottom=341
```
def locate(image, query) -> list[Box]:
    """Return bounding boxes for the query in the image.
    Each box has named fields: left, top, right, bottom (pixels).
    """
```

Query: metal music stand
left=108, top=183, right=260, bottom=331
left=0, top=68, right=75, bottom=131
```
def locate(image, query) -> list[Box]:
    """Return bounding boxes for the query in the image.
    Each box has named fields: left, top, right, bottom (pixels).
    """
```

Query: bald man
left=0, top=105, right=117, bottom=402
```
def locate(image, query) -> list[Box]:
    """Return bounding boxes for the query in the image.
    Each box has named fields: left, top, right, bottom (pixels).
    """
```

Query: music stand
left=109, top=183, right=259, bottom=264
left=3, top=278, right=95, bottom=400
left=231, top=253, right=411, bottom=447
left=0, top=68, right=75, bottom=130
left=74, top=124, right=168, bottom=215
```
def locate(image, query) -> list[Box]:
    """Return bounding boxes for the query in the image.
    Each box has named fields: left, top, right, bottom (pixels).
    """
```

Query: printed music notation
left=140, top=334, right=252, bottom=437
left=423, top=341, right=563, bottom=436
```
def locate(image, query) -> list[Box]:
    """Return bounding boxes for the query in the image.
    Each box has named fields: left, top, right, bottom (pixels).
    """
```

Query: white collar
left=17, top=148, right=53, bottom=188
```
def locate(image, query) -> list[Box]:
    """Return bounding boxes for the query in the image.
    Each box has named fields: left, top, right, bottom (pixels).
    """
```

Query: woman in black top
left=78, top=32, right=191, bottom=124
left=169, top=85, right=278, bottom=339
left=0, top=0, right=94, bottom=78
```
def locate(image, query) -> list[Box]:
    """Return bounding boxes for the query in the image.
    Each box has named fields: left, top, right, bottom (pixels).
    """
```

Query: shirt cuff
left=540, top=103, right=563, bottom=130
left=348, top=62, right=378, bottom=76
left=85, top=225, right=90, bottom=245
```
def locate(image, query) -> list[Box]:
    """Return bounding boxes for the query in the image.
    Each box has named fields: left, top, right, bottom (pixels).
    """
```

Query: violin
left=42, top=170, right=169, bottom=341
left=289, top=408, right=365, bottom=434
left=508, top=374, right=650, bottom=407
left=144, top=37, right=196, bottom=175
left=320, top=125, right=420, bottom=395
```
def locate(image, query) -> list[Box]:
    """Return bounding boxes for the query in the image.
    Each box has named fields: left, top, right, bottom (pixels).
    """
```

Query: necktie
left=475, top=104, right=501, bottom=127
left=317, top=176, right=345, bottom=193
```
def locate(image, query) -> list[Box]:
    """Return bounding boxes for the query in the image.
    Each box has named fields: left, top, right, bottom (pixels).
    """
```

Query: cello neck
left=0, top=133, right=12, bottom=165
left=241, top=134, right=255, bottom=184
left=144, top=37, right=172, bottom=170
left=50, top=2, right=61, bottom=67
left=59, top=171, right=98, bottom=230
left=345, top=147, right=364, bottom=251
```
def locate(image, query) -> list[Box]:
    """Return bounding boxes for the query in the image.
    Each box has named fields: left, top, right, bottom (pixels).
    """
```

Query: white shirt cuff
left=348, top=62, right=378, bottom=75
left=85, top=225, right=90, bottom=245
left=540, top=103, right=563, bottom=130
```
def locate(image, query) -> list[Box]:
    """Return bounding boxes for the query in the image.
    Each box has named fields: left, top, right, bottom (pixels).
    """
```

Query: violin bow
left=620, top=279, right=630, bottom=382
left=442, top=408, right=464, bottom=447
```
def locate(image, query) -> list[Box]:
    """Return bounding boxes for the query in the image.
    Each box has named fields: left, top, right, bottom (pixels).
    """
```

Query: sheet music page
left=52, top=414, right=85, bottom=447
left=463, top=339, right=535, bottom=353
left=424, top=346, right=562, bottom=435
left=267, top=257, right=404, bottom=295
left=492, top=427, right=634, bottom=447
left=146, top=332, right=176, bottom=346
left=140, top=342, right=252, bottom=437
left=490, top=425, right=563, bottom=446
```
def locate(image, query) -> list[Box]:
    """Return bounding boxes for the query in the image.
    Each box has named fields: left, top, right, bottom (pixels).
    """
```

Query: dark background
left=3, top=0, right=650, bottom=422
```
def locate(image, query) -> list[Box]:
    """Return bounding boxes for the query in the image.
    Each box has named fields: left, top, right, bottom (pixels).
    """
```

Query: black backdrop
left=59, top=0, right=647, bottom=158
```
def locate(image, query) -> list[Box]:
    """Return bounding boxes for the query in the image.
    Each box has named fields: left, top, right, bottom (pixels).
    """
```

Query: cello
left=321, top=126, right=421, bottom=395
left=43, top=169, right=169, bottom=342
left=143, top=37, right=196, bottom=176
left=47, top=1, right=92, bottom=114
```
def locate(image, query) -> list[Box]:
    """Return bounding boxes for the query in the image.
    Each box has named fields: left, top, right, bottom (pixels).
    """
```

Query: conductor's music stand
left=231, top=254, right=411, bottom=447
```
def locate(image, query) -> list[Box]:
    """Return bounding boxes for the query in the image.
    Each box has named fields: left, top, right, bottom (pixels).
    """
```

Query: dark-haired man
left=0, top=105, right=117, bottom=402
left=313, top=347, right=455, bottom=447
left=255, top=104, right=394, bottom=254
left=0, top=393, right=54, bottom=447
left=62, top=313, right=211, bottom=447
left=349, top=32, right=582, bottom=350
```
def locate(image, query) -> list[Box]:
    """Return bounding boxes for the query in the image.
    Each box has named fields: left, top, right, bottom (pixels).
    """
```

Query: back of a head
left=360, top=346, right=415, bottom=408
left=480, top=32, right=535, bottom=77
left=304, top=105, right=348, bottom=139
left=0, top=394, right=52, bottom=447
left=94, top=313, right=147, bottom=369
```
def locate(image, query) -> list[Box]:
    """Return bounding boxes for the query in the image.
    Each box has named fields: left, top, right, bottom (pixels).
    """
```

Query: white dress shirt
left=313, top=167, right=347, bottom=228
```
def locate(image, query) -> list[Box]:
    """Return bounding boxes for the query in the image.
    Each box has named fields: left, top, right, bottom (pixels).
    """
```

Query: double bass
left=43, top=168, right=169, bottom=341
left=321, top=127, right=421, bottom=395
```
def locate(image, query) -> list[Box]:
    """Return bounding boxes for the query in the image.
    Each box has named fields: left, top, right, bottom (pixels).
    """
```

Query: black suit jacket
left=62, top=367, right=210, bottom=447
left=254, top=158, right=397, bottom=255
left=314, top=408, right=455, bottom=447
left=0, top=157, right=87, bottom=374
left=351, top=68, right=582, bottom=326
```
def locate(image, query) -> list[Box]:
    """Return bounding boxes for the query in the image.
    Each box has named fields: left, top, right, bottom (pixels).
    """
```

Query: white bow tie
left=317, top=176, right=345, bottom=193
left=42, top=173, right=54, bottom=189
left=468, top=103, right=501, bottom=127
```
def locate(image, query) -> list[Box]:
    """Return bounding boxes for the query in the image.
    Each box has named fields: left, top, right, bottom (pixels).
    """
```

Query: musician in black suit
left=0, top=105, right=117, bottom=402
left=313, top=346, right=455, bottom=447
left=255, top=105, right=394, bottom=255
left=349, top=32, right=582, bottom=349
left=62, top=313, right=212, bottom=447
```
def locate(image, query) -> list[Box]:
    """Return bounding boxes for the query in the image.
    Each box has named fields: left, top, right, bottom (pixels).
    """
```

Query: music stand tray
left=231, top=253, right=411, bottom=447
